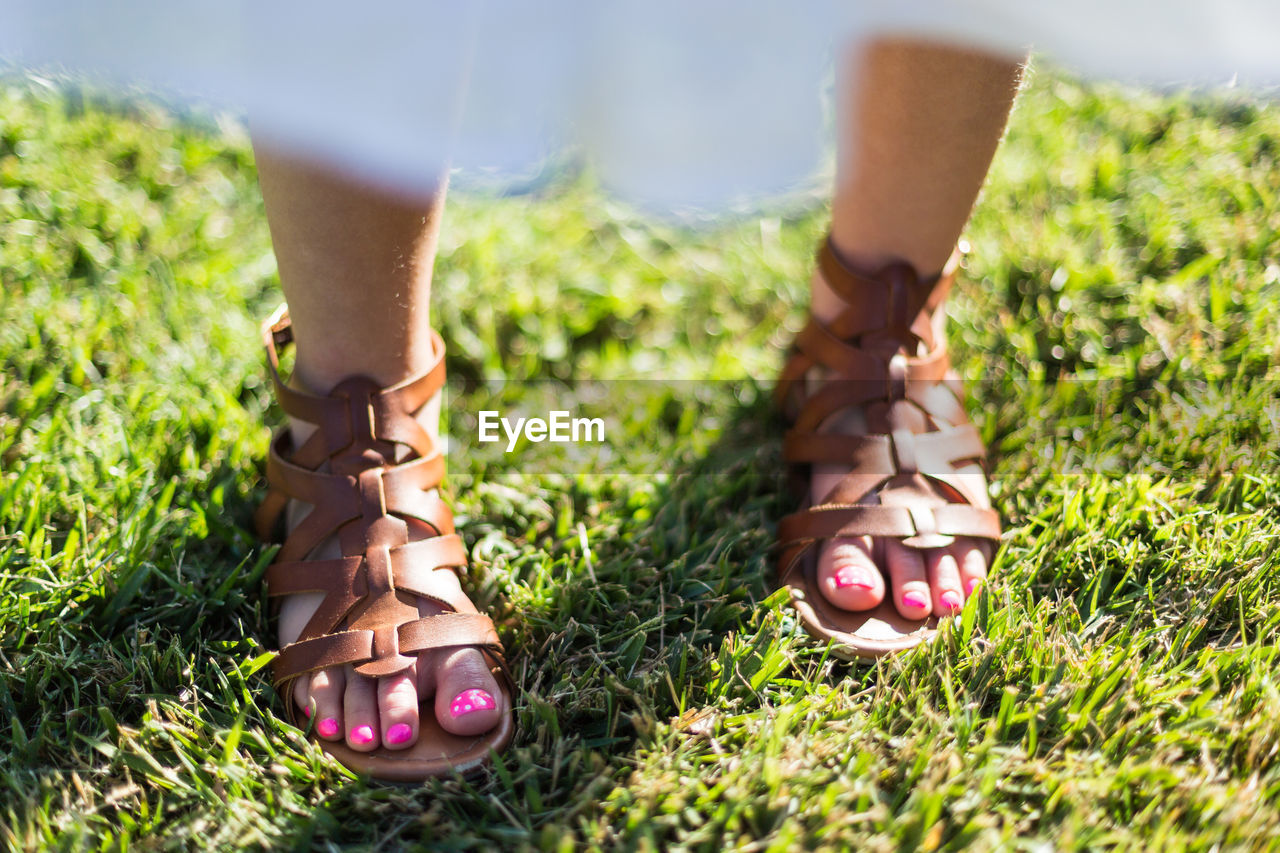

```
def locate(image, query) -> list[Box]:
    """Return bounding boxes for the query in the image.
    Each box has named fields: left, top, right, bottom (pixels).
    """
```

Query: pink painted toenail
left=316, top=718, right=340, bottom=739
left=349, top=724, right=375, bottom=745
left=302, top=705, right=312, bottom=719
left=834, top=567, right=874, bottom=590
left=965, top=578, right=983, bottom=597
left=940, top=590, right=962, bottom=611
left=450, top=689, right=496, bottom=718
left=386, top=723, right=413, bottom=745
left=902, top=591, right=929, bottom=610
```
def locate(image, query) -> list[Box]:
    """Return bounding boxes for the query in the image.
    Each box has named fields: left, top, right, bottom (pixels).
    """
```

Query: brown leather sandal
left=255, top=305, right=514, bottom=781
left=775, top=239, right=1002, bottom=660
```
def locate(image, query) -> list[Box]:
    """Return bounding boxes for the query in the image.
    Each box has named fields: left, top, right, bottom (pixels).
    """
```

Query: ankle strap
left=816, top=238, right=963, bottom=345
left=260, top=304, right=447, bottom=428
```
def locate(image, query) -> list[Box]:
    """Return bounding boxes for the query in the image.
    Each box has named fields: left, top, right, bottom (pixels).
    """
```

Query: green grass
left=2, top=63, right=1280, bottom=850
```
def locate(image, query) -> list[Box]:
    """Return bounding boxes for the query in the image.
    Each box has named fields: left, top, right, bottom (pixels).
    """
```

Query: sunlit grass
left=2, top=65, right=1279, bottom=849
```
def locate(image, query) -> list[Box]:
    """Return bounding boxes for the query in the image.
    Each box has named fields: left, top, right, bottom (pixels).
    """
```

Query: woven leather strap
left=775, top=240, right=1001, bottom=582
left=258, top=306, right=505, bottom=699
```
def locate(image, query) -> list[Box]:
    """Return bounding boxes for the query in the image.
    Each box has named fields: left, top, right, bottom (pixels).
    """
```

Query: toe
left=817, top=535, right=885, bottom=611
left=433, top=648, right=503, bottom=737
left=377, top=665, right=420, bottom=750
left=343, top=668, right=381, bottom=752
left=957, top=539, right=989, bottom=599
left=926, top=549, right=964, bottom=616
left=309, top=667, right=346, bottom=741
left=292, top=675, right=311, bottom=721
left=885, top=540, right=931, bottom=620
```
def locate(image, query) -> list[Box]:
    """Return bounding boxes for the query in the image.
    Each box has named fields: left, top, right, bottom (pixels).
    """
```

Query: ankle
left=809, top=235, right=957, bottom=325
left=827, top=220, right=959, bottom=284
left=291, top=357, right=431, bottom=397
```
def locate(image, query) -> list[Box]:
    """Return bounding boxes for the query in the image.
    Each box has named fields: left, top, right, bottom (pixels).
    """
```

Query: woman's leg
left=255, top=145, right=504, bottom=752
left=810, top=38, right=1024, bottom=618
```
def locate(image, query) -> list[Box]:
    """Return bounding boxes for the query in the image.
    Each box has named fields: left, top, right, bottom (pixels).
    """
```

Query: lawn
left=2, top=62, right=1280, bottom=850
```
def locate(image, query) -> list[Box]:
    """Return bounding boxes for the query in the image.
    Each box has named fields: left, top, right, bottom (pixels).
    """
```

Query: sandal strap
left=779, top=503, right=1002, bottom=544
left=261, top=305, right=447, bottom=440
left=399, top=613, right=502, bottom=655
left=273, top=630, right=374, bottom=685
left=814, top=238, right=959, bottom=351
left=776, top=505, right=1002, bottom=585
left=261, top=441, right=454, bottom=561
left=782, top=423, right=986, bottom=472
left=271, top=612, right=502, bottom=687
